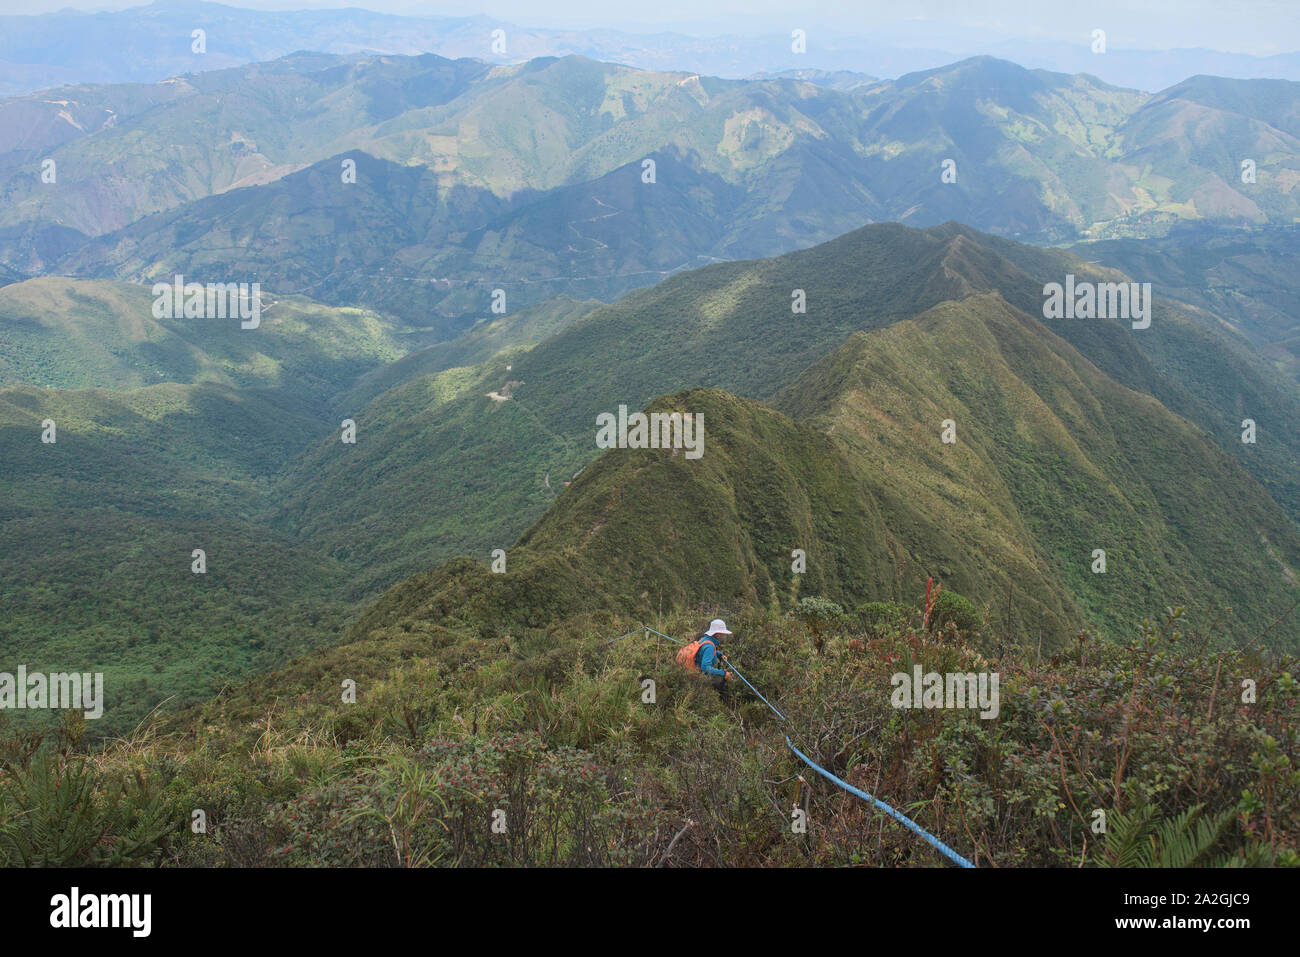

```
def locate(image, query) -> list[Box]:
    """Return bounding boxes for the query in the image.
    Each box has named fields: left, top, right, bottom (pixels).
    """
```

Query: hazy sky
left=2, top=1, right=1296, bottom=55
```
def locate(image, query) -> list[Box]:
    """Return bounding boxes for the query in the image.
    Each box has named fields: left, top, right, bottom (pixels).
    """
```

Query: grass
left=3, top=602, right=1294, bottom=868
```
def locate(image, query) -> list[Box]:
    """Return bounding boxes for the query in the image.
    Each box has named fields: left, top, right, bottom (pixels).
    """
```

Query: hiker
left=678, top=618, right=734, bottom=696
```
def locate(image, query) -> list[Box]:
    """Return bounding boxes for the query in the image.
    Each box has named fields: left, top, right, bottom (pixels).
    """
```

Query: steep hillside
left=775, top=294, right=1300, bottom=644
left=267, top=222, right=1004, bottom=593
left=338, top=295, right=1300, bottom=650
left=334, top=388, right=895, bottom=638
left=1074, top=225, right=1300, bottom=382
left=274, top=221, right=1300, bottom=600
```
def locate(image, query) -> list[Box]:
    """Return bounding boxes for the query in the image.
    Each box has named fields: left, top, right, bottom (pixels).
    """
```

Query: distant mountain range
left=1, top=1, right=1298, bottom=96
left=3, top=51, right=1298, bottom=332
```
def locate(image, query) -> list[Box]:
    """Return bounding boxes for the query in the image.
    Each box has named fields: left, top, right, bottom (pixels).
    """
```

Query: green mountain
left=54, top=148, right=751, bottom=326
left=1073, top=225, right=1300, bottom=383
left=5, top=219, right=1298, bottom=741
left=7, top=52, right=1300, bottom=295
left=342, top=288, right=1300, bottom=650
left=0, top=277, right=430, bottom=404
left=339, top=388, right=893, bottom=638
left=270, top=222, right=1300, bottom=640
left=775, top=294, right=1300, bottom=643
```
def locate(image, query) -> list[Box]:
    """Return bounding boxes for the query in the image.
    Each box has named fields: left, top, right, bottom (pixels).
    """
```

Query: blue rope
left=785, top=737, right=975, bottom=868
left=620, top=623, right=976, bottom=868
left=602, top=626, right=649, bottom=646
left=637, top=624, right=681, bottom=647
left=641, top=625, right=684, bottom=645
left=717, top=659, right=788, bottom=721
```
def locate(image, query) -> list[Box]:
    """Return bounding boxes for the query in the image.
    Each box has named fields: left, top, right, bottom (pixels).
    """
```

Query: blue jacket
left=697, top=637, right=727, bottom=678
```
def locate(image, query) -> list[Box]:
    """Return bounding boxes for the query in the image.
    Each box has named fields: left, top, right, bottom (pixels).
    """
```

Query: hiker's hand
left=724, top=671, right=733, bottom=681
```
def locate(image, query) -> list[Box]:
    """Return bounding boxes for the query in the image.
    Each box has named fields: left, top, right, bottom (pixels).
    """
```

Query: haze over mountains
left=3, top=0, right=1300, bottom=96
left=2, top=49, right=1298, bottom=338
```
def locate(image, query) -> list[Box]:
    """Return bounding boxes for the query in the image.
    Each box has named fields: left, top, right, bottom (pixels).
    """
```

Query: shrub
left=0, top=751, right=172, bottom=866
left=926, top=590, right=985, bottom=638
left=854, top=600, right=912, bottom=637
left=792, top=597, right=846, bottom=649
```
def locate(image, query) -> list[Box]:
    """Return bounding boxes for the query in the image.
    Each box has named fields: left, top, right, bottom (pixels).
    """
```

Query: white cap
left=705, top=618, right=732, bottom=636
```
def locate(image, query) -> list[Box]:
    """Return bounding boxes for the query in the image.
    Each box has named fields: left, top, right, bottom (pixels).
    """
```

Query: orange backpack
left=677, top=637, right=714, bottom=673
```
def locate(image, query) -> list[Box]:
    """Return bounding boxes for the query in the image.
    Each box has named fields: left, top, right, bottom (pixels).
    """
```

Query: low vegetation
left=3, top=599, right=1293, bottom=868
